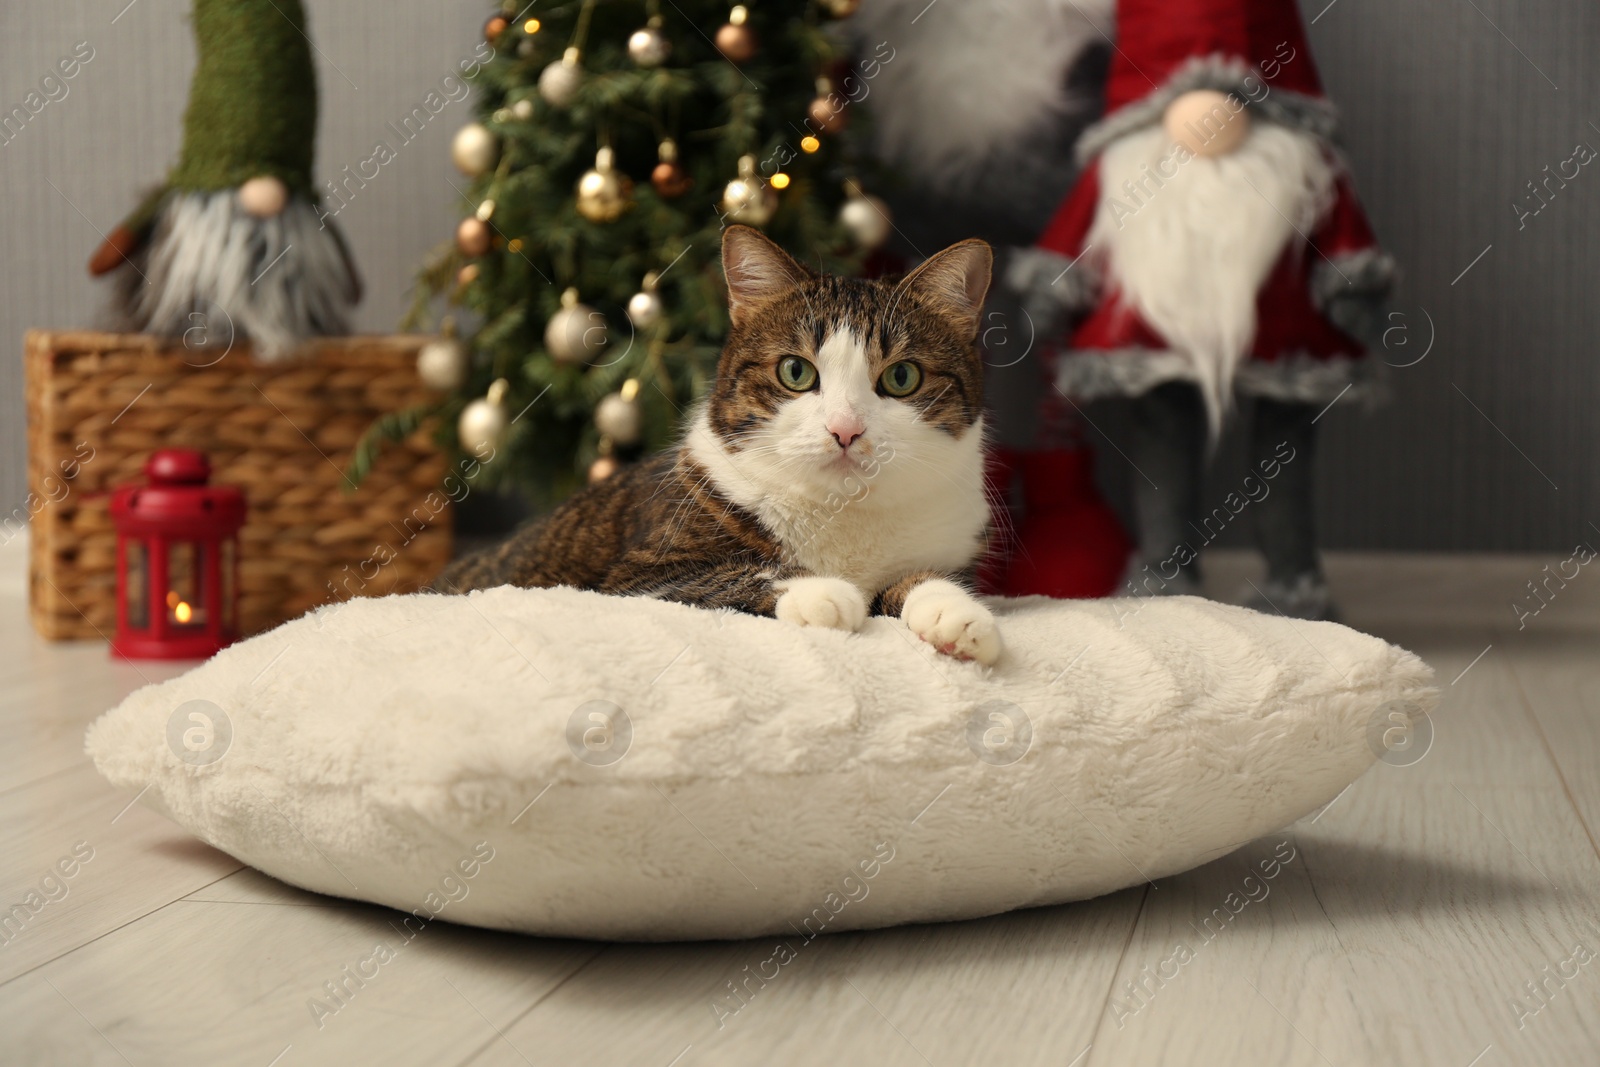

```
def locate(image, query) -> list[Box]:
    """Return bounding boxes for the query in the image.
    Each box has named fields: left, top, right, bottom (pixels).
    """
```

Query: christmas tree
left=360, top=0, right=888, bottom=503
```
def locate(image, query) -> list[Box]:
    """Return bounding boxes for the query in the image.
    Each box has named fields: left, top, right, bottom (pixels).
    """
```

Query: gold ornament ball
left=595, top=392, right=643, bottom=445
left=483, top=15, right=509, bottom=42
left=450, top=122, right=498, bottom=177
left=588, top=455, right=620, bottom=484
left=808, top=95, right=847, bottom=135
left=840, top=191, right=893, bottom=249
left=511, top=98, right=534, bottom=121
left=627, top=24, right=672, bottom=67
left=820, top=0, right=862, bottom=15
left=539, top=48, right=584, bottom=107
left=576, top=148, right=632, bottom=223
left=722, top=176, right=776, bottom=226
left=456, top=263, right=480, bottom=287
left=458, top=380, right=510, bottom=460
left=456, top=216, right=492, bottom=257
left=417, top=337, right=468, bottom=391
left=1163, top=89, right=1250, bottom=157
left=544, top=288, right=609, bottom=364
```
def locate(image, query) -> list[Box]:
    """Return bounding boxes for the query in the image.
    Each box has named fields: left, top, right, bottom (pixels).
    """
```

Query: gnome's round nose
left=1163, top=90, right=1253, bottom=156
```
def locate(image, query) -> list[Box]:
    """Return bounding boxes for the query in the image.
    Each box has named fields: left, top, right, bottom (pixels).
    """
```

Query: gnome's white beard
left=128, top=189, right=359, bottom=362
left=1090, top=123, right=1336, bottom=432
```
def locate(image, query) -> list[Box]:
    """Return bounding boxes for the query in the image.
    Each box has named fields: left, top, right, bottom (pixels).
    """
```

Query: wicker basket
left=24, top=330, right=452, bottom=640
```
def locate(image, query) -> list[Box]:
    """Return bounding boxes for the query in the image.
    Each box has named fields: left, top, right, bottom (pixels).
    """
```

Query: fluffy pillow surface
left=87, top=587, right=1436, bottom=940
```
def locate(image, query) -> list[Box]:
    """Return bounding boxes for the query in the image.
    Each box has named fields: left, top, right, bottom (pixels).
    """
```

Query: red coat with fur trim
left=1038, top=155, right=1382, bottom=367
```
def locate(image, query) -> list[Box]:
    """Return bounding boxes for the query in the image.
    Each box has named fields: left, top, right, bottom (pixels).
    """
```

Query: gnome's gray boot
left=1237, top=396, right=1337, bottom=621
left=1124, top=382, right=1207, bottom=595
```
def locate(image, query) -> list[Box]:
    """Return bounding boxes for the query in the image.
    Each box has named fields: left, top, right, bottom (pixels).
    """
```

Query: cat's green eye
left=879, top=361, right=922, bottom=397
left=777, top=355, right=818, bottom=392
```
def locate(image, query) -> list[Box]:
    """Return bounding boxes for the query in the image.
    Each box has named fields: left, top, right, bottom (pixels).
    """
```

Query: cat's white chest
left=767, top=485, right=988, bottom=592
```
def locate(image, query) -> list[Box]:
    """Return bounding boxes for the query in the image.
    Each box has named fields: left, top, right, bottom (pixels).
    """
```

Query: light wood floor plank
left=465, top=893, right=1143, bottom=1067
left=0, top=761, right=240, bottom=983
left=1501, top=629, right=1600, bottom=853
left=183, top=867, right=360, bottom=908
left=0, top=897, right=602, bottom=1067
left=0, top=535, right=189, bottom=794
left=1083, top=634, right=1600, bottom=1067
left=0, top=665, right=186, bottom=793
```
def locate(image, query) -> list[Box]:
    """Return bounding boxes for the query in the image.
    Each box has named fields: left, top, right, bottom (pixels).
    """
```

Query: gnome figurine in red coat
left=1007, top=0, right=1394, bottom=620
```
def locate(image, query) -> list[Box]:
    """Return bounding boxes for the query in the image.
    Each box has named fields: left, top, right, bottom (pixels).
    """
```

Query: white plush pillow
left=87, top=588, right=1435, bottom=941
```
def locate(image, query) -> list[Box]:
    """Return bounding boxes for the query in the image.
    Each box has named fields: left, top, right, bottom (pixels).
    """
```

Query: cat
left=435, top=224, right=1001, bottom=664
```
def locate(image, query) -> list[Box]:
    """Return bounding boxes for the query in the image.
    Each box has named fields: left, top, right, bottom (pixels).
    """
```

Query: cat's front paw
left=775, top=577, right=867, bottom=632
left=902, top=579, right=1001, bottom=665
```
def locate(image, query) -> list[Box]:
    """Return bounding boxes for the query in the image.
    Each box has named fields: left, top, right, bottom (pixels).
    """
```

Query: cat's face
left=705, top=226, right=992, bottom=503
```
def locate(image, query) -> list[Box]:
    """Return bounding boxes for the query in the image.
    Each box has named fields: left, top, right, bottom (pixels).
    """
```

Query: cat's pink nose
left=828, top=417, right=865, bottom=450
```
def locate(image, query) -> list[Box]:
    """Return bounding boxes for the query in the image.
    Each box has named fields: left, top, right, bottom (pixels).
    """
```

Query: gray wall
left=2, top=0, right=1596, bottom=550
left=1293, top=0, right=1599, bottom=550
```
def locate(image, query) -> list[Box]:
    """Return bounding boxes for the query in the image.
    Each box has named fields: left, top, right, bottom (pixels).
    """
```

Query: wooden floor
left=2, top=534, right=1598, bottom=1066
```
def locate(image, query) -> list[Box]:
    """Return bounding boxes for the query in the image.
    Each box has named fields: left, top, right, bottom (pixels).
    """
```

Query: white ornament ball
left=451, top=122, right=499, bottom=177
left=627, top=26, right=672, bottom=67
left=511, top=98, right=534, bottom=121
left=458, top=380, right=510, bottom=460
left=544, top=289, right=608, bottom=364
left=840, top=193, right=893, bottom=250
left=417, top=337, right=468, bottom=391
left=1163, top=89, right=1251, bottom=157
left=538, top=53, right=584, bottom=108
left=627, top=288, right=663, bottom=330
left=595, top=392, right=642, bottom=445
left=237, top=175, right=289, bottom=218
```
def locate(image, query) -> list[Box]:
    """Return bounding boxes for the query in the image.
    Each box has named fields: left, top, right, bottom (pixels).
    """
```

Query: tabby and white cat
left=436, top=225, right=1001, bottom=663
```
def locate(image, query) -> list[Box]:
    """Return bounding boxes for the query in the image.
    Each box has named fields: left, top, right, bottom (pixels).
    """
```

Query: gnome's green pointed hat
left=169, top=0, right=319, bottom=194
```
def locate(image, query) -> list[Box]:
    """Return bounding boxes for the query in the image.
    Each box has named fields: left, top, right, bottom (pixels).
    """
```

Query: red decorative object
left=110, top=449, right=246, bottom=660
left=979, top=445, right=1131, bottom=600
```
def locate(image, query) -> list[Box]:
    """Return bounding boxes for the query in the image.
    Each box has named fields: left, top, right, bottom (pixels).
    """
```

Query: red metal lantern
left=110, top=449, right=246, bottom=660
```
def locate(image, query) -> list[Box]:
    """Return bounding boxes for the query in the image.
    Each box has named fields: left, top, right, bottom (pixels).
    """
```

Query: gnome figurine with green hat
left=89, top=0, right=360, bottom=360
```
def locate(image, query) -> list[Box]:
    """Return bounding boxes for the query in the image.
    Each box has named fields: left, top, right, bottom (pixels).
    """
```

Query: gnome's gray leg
left=1245, top=398, right=1334, bottom=619
left=1126, top=382, right=1207, bottom=592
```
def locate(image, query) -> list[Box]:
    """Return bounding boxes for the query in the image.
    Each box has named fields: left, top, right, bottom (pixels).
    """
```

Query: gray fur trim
left=1310, top=247, right=1396, bottom=305
left=113, top=190, right=359, bottom=362
left=1076, top=55, right=1339, bottom=164
left=1055, top=348, right=1386, bottom=407
left=1002, top=246, right=1101, bottom=338
left=1311, top=249, right=1397, bottom=351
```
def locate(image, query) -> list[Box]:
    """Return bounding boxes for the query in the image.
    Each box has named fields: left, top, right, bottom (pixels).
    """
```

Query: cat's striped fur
left=436, top=225, right=1002, bottom=663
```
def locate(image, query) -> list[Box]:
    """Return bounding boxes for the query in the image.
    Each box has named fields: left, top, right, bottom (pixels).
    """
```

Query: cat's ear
left=722, top=225, right=809, bottom=327
left=897, top=239, right=993, bottom=339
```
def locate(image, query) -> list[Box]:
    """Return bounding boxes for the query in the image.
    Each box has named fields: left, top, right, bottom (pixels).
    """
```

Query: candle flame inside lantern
left=174, top=601, right=193, bottom=624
